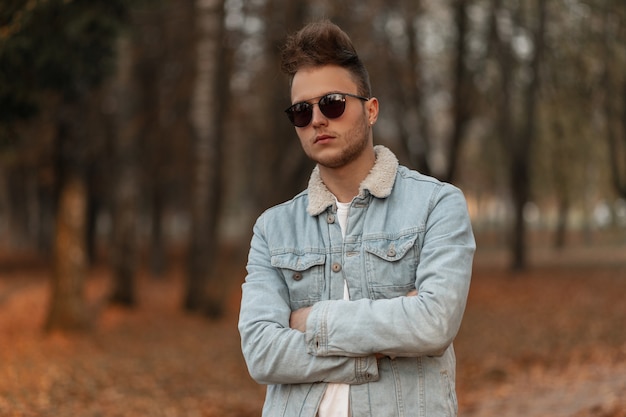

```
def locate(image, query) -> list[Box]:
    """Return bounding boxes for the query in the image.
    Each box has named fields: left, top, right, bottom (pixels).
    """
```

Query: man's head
left=280, top=20, right=371, bottom=98
left=280, top=20, right=379, bottom=178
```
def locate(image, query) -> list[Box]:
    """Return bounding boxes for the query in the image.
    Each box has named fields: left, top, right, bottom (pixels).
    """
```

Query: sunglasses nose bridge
left=309, top=101, right=330, bottom=125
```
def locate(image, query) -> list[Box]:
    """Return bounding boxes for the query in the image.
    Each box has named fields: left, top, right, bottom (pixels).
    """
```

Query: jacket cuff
left=354, top=356, right=380, bottom=384
left=305, top=301, right=380, bottom=384
left=305, top=300, right=330, bottom=356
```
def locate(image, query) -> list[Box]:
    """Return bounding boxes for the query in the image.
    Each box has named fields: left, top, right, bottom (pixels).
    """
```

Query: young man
left=238, top=20, right=475, bottom=417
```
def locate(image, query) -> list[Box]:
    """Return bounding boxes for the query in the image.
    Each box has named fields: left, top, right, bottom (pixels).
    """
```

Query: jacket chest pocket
left=363, top=232, right=420, bottom=299
left=271, top=252, right=326, bottom=310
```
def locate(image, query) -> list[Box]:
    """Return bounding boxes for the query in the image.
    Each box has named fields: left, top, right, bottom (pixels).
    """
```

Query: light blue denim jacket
left=238, top=146, right=475, bottom=417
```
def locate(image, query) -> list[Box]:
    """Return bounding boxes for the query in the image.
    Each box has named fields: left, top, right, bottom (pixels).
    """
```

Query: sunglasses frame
left=285, top=92, right=369, bottom=127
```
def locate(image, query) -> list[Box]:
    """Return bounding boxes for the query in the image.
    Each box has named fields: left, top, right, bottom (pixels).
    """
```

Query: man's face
left=290, top=65, right=378, bottom=169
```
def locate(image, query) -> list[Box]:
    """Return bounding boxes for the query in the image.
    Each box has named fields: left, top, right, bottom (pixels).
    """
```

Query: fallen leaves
left=0, top=245, right=625, bottom=417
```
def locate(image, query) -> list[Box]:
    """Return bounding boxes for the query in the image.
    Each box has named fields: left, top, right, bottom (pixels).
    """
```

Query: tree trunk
left=603, top=5, right=626, bottom=200
left=6, top=167, right=32, bottom=248
left=109, top=150, right=139, bottom=306
left=149, top=188, right=166, bottom=277
left=46, top=113, right=90, bottom=332
left=46, top=175, right=90, bottom=331
left=444, top=0, right=470, bottom=183
left=250, top=0, right=311, bottom=213
left=509, top=157, right=530, bottom=271
left=85, top=171, right=100, bottom=265
left=489, top=0, right=546, bottom=271
left=620, top=80, right=626, bottom=199
left=487, top=0, right=516, bottom=267
left=509, top=0, right=546, bottom=271
left=383, top=0, right=432, bottom=175
left=185, top=0, right=227, bottom=315
left=554, top=194, right=569, bottom=249
left=550, top=120, right=570, bottom=249
left=108, top=34, right=141, bottom=307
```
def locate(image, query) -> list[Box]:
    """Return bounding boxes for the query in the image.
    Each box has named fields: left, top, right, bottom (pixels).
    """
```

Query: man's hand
left=289, top=306, right=312, bottom=332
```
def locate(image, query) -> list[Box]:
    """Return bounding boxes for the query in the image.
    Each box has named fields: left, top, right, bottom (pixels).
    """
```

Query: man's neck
left=319, top=149, right=376, bottom=203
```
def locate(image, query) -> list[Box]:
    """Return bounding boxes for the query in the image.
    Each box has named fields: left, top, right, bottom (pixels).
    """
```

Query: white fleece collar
left=306, top=145, right=399, bottom=216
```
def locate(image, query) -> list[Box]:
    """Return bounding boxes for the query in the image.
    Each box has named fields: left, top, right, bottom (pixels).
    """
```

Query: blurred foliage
left=0, top=0, right=131, bottom=129
left=0, top=0, right=624, bottom=262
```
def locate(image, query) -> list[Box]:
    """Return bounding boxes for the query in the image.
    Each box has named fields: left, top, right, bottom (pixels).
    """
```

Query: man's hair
left=280, top=20, right=372, bottom=97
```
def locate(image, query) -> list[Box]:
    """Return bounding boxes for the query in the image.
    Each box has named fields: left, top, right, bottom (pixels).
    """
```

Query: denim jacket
left=238, top=146, right=475, bottom=417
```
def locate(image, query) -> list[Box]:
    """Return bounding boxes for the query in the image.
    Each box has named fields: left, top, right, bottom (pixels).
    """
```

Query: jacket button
left=331, top=263, right=342, bottom=272
left=327, top=214, right=335, bottom=224
left=292, top=272, right=302, bottom=281
left=387, top=248, right=397, bottom=257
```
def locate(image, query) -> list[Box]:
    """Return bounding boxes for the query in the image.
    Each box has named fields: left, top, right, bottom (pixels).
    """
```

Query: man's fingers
left=289, top=306, right=312, bottom=332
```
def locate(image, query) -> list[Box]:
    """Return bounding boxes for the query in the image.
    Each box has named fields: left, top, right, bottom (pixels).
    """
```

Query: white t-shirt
left=318, top=200, right=351, bottom=417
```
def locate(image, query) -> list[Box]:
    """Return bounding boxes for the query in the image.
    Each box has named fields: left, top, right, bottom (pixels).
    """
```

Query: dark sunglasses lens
left=288, top=103, right=312, bottom=127
left=319, top=95, right=346, bottom=119
left=286, top=94, right=347, bottom=127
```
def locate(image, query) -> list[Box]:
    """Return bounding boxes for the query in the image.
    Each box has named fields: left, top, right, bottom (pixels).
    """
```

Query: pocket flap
left=364, top=233, right=418, bottom=261
left=271, top=252, right=326, bottom=271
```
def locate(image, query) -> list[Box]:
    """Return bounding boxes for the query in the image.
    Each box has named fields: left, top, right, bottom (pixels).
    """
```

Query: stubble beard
left=312, top=116, right=370, bottom=169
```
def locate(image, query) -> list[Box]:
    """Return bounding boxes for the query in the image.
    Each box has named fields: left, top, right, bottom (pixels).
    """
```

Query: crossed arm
left=289, top=289, right=419, bottom=332
left=242, top=257, right=470, bottom=384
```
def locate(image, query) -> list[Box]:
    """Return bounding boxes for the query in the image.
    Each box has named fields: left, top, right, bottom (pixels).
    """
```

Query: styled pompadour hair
left=280, top=19, right=372, bottom=97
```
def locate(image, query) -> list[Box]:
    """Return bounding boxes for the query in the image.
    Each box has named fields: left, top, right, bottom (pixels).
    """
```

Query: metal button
left=331, top=263, right=342, bottom=273
left=292, top=272, right=302, bottom=281
left=387, top=248, right=397, bottom=257
left=327, top=214, right=335, bottom=224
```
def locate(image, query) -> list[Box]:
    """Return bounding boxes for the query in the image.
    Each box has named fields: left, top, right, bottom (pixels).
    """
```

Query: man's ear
left=367, top=97, right=379, bottom=125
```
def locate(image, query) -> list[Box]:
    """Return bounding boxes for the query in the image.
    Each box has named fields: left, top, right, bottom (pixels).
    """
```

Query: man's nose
left=310, top=105, right=328, bottom=127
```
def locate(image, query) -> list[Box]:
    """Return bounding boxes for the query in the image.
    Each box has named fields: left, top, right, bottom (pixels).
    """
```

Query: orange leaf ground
left=1, top=243, right=625, bottom=417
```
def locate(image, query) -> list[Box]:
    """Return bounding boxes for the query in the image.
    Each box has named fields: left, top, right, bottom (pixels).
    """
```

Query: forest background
left=1, top=0, right=626, bottom=415
left=2, top=0, right=625, bottom=326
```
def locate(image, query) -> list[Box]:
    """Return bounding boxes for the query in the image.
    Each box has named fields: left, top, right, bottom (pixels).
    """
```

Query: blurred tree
left=378, top=0, right=433, bottom=175
left=249, top=0, right=310, bottom=213
left=185, top=0, right=228, bottom=316
left=486, top=0, right=547, bottom=271
left=1, top=0, right=136, bottom=330
left=357, top=0, right=478, bottom=183
left=2, top=0, right=625, bottom=296
left=445, top=0, right=473, bottom=183
left=107, top=0, right=197, bottom=305
left=534, top=2, right=604, bottom=248
left=108, top=35, right=140, bottom=307
left=44, top=94, right=86, bottom=330
left=143, top=1, right=195, bottom=278
left=601, top=1, right=626, bottom=201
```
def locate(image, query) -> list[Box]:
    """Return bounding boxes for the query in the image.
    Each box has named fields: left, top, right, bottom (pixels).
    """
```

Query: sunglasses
left=285, top=92, right=369, bottom=127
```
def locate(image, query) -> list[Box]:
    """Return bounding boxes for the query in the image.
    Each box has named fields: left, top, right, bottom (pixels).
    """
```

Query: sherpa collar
left=306, top=145, right=399, bottom=216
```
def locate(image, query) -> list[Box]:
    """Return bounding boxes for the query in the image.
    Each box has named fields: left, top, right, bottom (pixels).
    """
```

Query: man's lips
left=314, top=134, right=334, bottom=143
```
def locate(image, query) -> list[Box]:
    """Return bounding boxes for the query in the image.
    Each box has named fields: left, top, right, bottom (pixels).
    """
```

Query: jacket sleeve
left=305, top=184, right=475, bottom=358
left=238, top=215, right=379, bottom=385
